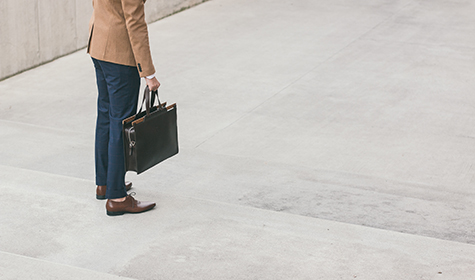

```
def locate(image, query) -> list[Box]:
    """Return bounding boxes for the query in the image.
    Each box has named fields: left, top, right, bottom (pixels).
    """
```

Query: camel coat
left=87, top=0, right=155, bottom=77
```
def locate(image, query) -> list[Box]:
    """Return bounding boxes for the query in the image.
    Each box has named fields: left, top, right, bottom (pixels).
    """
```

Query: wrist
left=145, top=73, right=156, bottom=80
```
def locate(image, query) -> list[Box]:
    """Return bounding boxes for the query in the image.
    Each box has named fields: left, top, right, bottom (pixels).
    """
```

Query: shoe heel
left=96, top=195, right=106, bottom=200
left=107, top=211, right=125, bottom=216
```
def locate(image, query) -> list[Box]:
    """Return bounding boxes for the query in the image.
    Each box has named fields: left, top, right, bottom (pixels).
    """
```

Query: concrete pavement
left=1, top=0, right=475, bottom=279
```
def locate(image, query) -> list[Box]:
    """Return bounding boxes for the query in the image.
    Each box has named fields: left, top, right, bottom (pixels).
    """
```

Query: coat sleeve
left=121, top=0, right=156, bottom=77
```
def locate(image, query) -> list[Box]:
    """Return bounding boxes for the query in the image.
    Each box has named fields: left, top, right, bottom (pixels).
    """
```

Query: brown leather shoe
left=106, top=194, right=156, bottom=216
left=96, top=181, right=132, bottom=200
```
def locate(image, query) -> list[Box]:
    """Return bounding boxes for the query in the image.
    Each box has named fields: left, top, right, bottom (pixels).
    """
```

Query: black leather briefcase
left=123, top=87, right=178, bottom=174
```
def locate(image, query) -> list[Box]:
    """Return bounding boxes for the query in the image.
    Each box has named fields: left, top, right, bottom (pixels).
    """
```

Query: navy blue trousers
left=92, top=58, right=140, bottom=199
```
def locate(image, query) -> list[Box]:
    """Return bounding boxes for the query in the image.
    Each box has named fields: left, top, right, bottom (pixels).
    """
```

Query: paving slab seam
left=195, top=148, right=474, bottom=197
left=0, top=250, right=138, bottom=280
left=0, top=118, right=89, bottom=135
left=359, top=36, right=475, bottom=51
left=0, top=163, right=93, bottom=183
left=192, top=71, right=310, bottom=149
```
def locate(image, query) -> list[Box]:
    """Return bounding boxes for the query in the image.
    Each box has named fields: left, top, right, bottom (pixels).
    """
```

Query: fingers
left=151, top=82, right=160, bottom=91
left=146, top=77, right=160, bottom=91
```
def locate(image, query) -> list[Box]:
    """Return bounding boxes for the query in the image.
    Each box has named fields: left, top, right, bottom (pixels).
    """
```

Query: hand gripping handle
left=138, top=86, right=165, bottom=116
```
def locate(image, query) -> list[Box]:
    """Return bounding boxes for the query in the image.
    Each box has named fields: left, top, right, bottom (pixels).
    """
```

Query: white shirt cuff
left=145, top=73, right=156, bottom=79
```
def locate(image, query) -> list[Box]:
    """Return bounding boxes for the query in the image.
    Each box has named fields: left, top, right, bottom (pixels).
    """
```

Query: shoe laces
left=128, top=192, right=138, bottom=207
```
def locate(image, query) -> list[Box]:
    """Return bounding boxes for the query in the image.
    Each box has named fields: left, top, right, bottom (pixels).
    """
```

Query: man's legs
left=92, top=58, right=140, bottom=199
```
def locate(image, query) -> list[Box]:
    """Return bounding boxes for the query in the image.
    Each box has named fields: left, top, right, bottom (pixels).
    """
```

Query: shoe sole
left=106, top=206, right=155, bottom=216
left=107, top=211, right=125, bottom=216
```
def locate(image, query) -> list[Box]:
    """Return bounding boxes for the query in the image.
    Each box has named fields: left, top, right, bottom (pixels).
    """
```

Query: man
left=88, top=0, right=159, bottom=216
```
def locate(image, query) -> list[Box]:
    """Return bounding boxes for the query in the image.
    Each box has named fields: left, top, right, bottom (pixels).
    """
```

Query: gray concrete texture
left=1, top=0, right=475, bottom=279
left=0, top=0, right=208, bottom=80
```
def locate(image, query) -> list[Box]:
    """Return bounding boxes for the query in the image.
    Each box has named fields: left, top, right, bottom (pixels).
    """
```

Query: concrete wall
left=0, top=0, right=207, bottom=80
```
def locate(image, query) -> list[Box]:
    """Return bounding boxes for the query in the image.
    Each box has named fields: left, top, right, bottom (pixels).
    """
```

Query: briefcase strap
left=137, top=86, right=166, bottom=117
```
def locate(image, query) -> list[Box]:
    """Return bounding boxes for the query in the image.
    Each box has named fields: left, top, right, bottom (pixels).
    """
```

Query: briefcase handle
left=138, top=86, right=166, bottom=117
